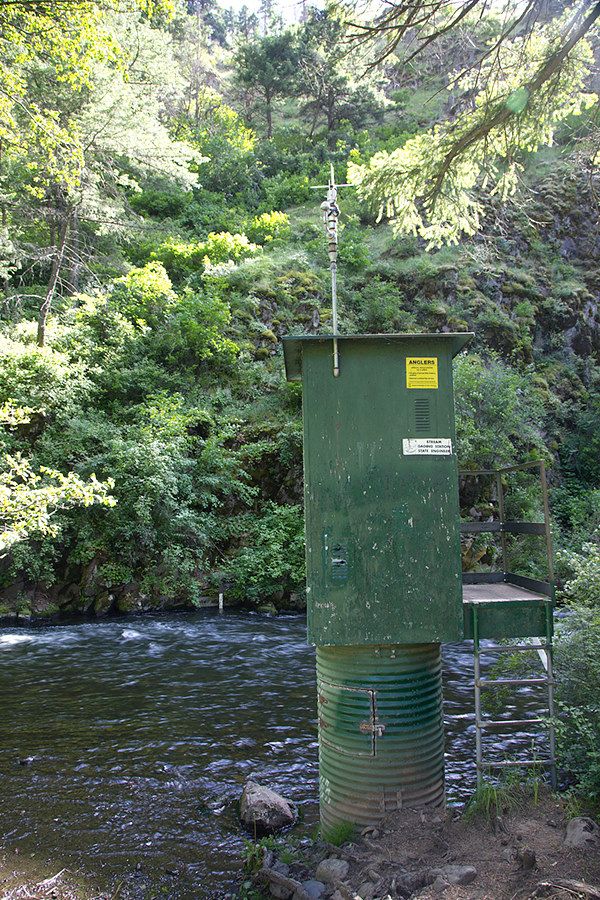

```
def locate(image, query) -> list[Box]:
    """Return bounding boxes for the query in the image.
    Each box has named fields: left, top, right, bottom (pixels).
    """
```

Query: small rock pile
left=253, top=832, right=477, bottom=900
left=239, top=782, right=600, bottom=900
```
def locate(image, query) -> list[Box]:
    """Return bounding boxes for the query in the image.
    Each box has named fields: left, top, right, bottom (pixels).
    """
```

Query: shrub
left=111, top=262, right=177, bottom=325
left=558, top=542, right=600, bottom=607
left=454, top=352, right=546, bottom=468
left=202, top=232, right=261, bottom=264
left=338, top=226, right=371, bottom=273
left=559, top=404, right=600, bottom=486
left=129, top=188, right=190, bottom=220
left=258, top=174, right=311, bottom=211
left=245, top=211, right=290, bottom=244
left=152, top=233, right=261, bottom=283
left=349, top=276, right=415, bottom=333
left=225, top=503, right=305, bottom=604
left=178, top=191, right=245, bottom=237
left=554, top=607, right=600, bottom=802
left=0, top=332, right=90, bottom=413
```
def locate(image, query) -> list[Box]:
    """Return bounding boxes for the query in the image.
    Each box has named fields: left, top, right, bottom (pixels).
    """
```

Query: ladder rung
left=481, top=758, right=556, bottom=769
left=476, top=643, right=550, bottom=653
left=479, top=718, right=546, bottom=729
left=477, top=677, right=553, bottom=687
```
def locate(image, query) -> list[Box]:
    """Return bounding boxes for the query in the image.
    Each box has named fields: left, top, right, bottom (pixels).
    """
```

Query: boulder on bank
left=239, top=781, right=297, bottom=834
left=564, top=816, right=600, bottom=849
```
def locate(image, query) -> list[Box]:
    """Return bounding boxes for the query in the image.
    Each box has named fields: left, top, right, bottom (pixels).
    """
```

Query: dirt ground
left=1, top=788, right=599, bottom=900
left=253, top=787, right=600, bottom=900
left=0, top=850, right=106, bottom=900
left=309, top=788, right=600, bottom=900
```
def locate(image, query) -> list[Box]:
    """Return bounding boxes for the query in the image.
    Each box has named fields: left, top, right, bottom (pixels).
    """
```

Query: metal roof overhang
left=282, top=332, right=474, bottom=382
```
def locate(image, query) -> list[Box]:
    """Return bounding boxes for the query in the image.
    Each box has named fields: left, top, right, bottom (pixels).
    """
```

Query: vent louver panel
left=414, top=398, right=431, bottom=433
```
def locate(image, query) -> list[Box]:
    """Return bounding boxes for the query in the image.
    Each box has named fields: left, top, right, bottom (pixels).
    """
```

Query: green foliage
left=454, top=352, right=546, bottom=468
left=347, top=276, right=414, bottom=333
left=179, top=94, right=259, bottom=202
left=552, top=486, right=600, bottom=557
left=559, top=404, right=600, bottom=485
left=129, top=187, right=190, bottom=220
left=462, top=768, right=535, bottom=824
left=554, top=607, right=600, bottom=802
left=338, top=224, right=371, bottom=273
left=322, top=821, right=355, bottom=846
left=178, top=190, right=246, bottom=236
left=558, top=543, right=600, bottom=607
left=76, top=274, right=238, bottom=371
left=111, top=261, right=177, bottom=325
left=258, top=174, right=311, bottom=212
left=0, top=331, right=90, bottom=412
left=0, top=452, right=115, bottom=553
left=151, top=233, right=261, bottom=283
left=242, top=835, right=278, bottom=873
left=245, top=211, right=290, bottom=244
left=296, top=7, right=385, bottom=150
left=349, top=10, right=597, bottom=245
left=234, top=32, right=300, bottom=137
left=225, top=503, right=305, bottom=604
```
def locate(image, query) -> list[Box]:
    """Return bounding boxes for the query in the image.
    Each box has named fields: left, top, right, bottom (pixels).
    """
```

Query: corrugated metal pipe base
left=316, top=643, right=445, bottom=832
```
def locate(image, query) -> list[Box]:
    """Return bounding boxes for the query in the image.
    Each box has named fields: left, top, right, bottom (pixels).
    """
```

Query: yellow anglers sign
left=406, top=357, right=438, bottom=389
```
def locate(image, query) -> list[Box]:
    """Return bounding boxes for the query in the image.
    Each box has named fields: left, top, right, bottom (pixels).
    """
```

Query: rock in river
left=239, top=781, right=298, bottom=834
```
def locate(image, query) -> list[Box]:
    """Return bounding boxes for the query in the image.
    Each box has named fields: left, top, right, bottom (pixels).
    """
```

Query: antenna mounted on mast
left=311, top=164, right=349, bottom=378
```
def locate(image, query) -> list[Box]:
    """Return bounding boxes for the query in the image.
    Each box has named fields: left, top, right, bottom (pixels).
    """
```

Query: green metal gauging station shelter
left=284, top=333, right=471, bottom=646
left=283, top=332, right=555, bottom=830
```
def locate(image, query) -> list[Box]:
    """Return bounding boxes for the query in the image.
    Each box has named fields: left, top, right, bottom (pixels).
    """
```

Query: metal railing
left=460, top=460, right=557, bottom=789
left=459, top=460, right=554, bottom=596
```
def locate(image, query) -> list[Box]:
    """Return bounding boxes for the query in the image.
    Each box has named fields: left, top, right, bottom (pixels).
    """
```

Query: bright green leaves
left=224, top=503, right=305, bottom=603
left=0, top=333, right=90, bottom=413
left=559, top=541, right=600, bottom=607
left=151, top=234, right=261, bottom=283
left=453, top=352, right=546, bottom=468
left=179, top=91, right=255, bottom=157
left=349, top=9, right=598, bottom=245
left=112, top=261, right=178, bottom=326
left=0, top=452, right=115, bottom=553
left=80, top=262, right=239, bottom=367
left=505, top=88, right=530, bottom=115
left=244, top=212, right=290, bottom=245
left=1, top=1, right=112, bottom=181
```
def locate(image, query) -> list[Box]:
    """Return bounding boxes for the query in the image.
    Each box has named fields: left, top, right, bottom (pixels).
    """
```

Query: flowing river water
left=0, top=611, right=545, bottom=899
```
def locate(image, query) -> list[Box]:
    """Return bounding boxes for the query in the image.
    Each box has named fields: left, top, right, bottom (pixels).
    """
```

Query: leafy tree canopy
left=234, top=31, right=300, bottom=137
left=0, top=0, right=177, bottom=149
left=347, top=1, right=600, bottom=244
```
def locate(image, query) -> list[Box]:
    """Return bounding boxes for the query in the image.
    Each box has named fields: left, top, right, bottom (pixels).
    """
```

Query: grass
left=322, top=820, right=355, bottom=846
left=462, top=767, right=543, bottom=825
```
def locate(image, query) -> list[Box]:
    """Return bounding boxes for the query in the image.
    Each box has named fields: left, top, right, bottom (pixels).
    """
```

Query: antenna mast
left=320, top=164, right=340, bottom=377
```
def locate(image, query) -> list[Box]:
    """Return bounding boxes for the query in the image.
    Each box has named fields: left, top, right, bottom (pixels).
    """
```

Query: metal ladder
left=472, top=602, right=557, bottom=790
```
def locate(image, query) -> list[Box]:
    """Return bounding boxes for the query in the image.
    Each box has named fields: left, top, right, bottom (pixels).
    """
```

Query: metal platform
left=462, top=579, right=553, bottom=640
left=463, top=582, right=549, bottom=603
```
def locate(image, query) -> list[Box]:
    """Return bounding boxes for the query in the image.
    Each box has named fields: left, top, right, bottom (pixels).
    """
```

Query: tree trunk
left=38, top=209, right=71, bottom=348
left=49, top=204, right=56, bottom=249
left=2, top=199, right=9, bottom=307
left=327, top=88, right=336, bottom=150
left=67, top=205, right=80, bottom=295
left=265, top=87, right=272, bottom=138
left=194, top=8, right=202, bottom=125
left=0, top=139, right=9, bottom=304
